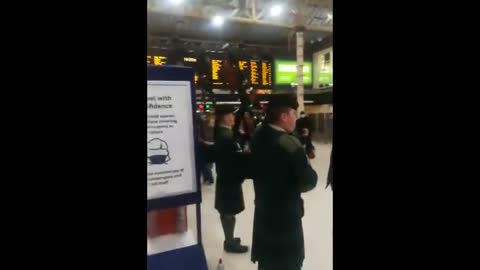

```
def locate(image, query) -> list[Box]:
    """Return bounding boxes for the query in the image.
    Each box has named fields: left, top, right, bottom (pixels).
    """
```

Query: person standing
left=198, top=113, right=215, bottom=184
left=326, top=145, right=333, bottom=190
left=236, top=110, right=256, bottom=152
left=250, top=96, right=318, bottom=270
left=213, top=105, right=249, bottom=253
left=194, top=113, right=214, bottom=184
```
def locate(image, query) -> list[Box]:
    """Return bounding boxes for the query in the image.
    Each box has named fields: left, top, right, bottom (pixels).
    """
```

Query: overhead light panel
left=270, top=4, right=283, bottom=16
left=212, top=15, right=224, bottom=26
left=169, top=0, right=183, bottom=4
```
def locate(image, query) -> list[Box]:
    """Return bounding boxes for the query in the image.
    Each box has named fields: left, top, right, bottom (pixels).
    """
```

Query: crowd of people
left=195, top=96, right=332, bottom=270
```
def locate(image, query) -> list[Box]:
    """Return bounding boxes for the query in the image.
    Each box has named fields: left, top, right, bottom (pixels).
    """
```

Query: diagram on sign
left=148, top=138, right=171, bottom=165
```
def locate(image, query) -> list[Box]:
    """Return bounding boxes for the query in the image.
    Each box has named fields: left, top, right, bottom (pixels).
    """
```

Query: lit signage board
left=211, top=59, right=224, bottom=86
left=146, top=55, right=199, bottom=85
left=319, top=68, right=333, bottom=86
left=238, top=60, right=272, bottom=88
left=147, top=55, right=167, bottom=66
left=274, top=60, right=312, bottom=85
left=250, top=60, right=260, bottom=85
left=238, top=60, right=249, bottom=71
left=184, top=57, right=197, bottom=63
left=261, top=61, right=272, bottom=87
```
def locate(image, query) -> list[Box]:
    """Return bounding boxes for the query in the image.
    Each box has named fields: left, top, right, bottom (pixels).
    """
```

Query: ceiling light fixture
left=270, top=5, right=283, bottom=16
left=212, top=15, right=224, bottom=26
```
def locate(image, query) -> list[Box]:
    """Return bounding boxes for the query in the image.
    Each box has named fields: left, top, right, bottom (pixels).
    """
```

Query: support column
left=295, top=0, right=306, bottom=114
left=296, top=31, right=304, bottom=114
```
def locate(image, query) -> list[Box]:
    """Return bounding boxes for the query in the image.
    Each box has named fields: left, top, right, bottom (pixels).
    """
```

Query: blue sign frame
left=147, top=66, right=202, bottom=211
left=147, top=66, right=207, bottom=270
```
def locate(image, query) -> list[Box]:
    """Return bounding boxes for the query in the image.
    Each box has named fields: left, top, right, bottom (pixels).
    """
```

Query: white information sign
left=147, top=80, right=197, bottom=200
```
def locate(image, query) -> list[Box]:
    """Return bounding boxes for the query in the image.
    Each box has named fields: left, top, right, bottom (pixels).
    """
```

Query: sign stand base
left=147, top=244, right=208, bottom=270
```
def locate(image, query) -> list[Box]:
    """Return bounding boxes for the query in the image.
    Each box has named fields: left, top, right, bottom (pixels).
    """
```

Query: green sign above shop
left=274, top=60, right=312, bottom=85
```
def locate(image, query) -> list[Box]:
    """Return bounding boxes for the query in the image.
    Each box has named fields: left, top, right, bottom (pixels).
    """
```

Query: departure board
left=145, top=54, right=273, bottom=88
left=238, top=60, right=249, bottom=71
left=237, top=60, right=272, bottom=88
left=238, top=60, right=250, bottom=85
left=146, top=52, right=273, bottom=88
left=147, top=55, right=199, bottom=86
left=261, top=61, right=272, bottom=87
left=147, top=55, right=167, bottom=66
left=181, top=57, right=199, bottom=85
left=146, top=55, right=198, bottom=66
left=211, top=59, right=224, bottom=86
left=250, top=60, right=260, bottom=85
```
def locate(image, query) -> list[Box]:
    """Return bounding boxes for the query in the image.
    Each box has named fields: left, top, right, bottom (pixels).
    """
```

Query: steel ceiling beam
left=307, top=0, right=333, bottom=8
left=148, top=35, right=289, bottom=48
left=148, top=6, right=332, bottom=33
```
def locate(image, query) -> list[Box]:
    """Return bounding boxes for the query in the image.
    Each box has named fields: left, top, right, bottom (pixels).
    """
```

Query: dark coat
left=250, top=125, right=318, bottom=266
left=327, top=146, right=333, bottom=190
left=295, top=116, right=313, bottom=140
left=213, top=126, right=250, bottom=215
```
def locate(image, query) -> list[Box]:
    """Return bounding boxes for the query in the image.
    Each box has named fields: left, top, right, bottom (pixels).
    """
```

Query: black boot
left=220, top=215, right=246, bottom=253
left=233, top=237, right=241, bottom=244
left=224, top=240, right=249, bottom=253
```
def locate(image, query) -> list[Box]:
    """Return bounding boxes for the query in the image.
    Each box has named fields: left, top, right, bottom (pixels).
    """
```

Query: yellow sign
left=262, top=61, right=272, bottom=87
left=146, top=55, right=167, bottom=66
left=250, top=60, right=260, bottom=85
left=154, top=56, right=167, bottom=66
left=211, top=59, right=223, bottom=82
left=238, top=60, right=248, bottom=71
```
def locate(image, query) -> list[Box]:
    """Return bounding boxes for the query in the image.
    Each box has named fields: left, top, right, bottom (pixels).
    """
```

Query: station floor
left=188, top=142, right=333, bottom=270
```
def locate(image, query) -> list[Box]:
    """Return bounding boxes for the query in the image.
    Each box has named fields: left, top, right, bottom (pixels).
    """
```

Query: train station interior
left=147, top=1, right=333, bottom=269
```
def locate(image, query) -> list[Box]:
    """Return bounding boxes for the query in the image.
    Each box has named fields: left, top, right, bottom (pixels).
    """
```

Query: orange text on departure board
left=262, top=61, right=272, bottom=86
left=152, top=56, right=167, bottom=66
left=211, top=59, right=222, bottom=81
left=250, top=61, right=260, bottom=85
left=238, top=60, right=248, bottom=71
